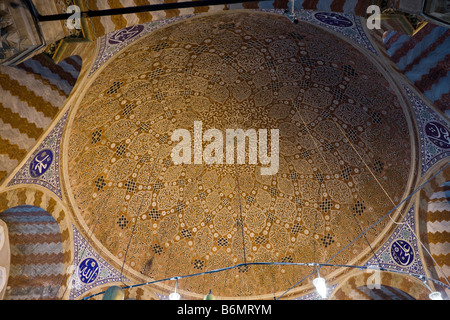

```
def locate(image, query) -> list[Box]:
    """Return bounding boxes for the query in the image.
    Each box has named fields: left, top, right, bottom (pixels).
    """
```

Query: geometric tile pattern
left=73, top=8, right=405, bottom=300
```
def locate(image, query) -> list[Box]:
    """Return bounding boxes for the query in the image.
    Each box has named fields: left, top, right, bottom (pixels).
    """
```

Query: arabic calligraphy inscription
left=29, top=149, right=53, bottom=178
left=425, top=121, right=450, bottom=149
left=390, top=239, right=414, bottom=266
left=78, top=257, right=100, bottom=284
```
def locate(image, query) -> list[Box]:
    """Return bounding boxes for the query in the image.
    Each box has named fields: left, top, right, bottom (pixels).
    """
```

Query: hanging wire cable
left=229, top=101, right=248, bottom=267
left=118, top=120, right=170, bottom=283
left=80, top=162, right=450, bottom=300
left=234, top=162, right=248, bottom=266
left=408, top=222, right=450, bottom=286
left=120, top=194, right=147, bottom=283
left=330, top=117, right=449, bottom=277
left=294, top=104, right=383, bottom=270
left=332, top=119, right=397, bottom=206
left=81, top=260, right=450, bottom=300
left=35, top=0, right=274, bottom=22
left=75, top=99, right=449, bottom=300
left=330, top=118, right=391, bottom=267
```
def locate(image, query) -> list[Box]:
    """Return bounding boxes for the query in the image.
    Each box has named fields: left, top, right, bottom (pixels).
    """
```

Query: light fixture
left=169, top=278, right=181, bottom=300
left=313, top=270, right=327, bottom=299
left=102, top=286, right=125, bottom=300
left=204, top=289, right=215, bottom=300
left=429, top=291, right=443, bottom=300
left=169, top=291, right=181, bottom=300
left=423, top=279, right=444, bottom=300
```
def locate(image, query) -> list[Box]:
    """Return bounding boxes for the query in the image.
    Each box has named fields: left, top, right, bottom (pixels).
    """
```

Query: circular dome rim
left=60, top=9, right=419, bottom=300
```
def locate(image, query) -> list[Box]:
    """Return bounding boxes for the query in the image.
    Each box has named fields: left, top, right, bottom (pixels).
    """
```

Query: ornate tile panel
left=403, top=83, right=450, bottom=174
left=70, top=225, right=130, bottom=300
left=365, top=206, right=426, bottom=277
left=7, top=111, right=68, bottom=198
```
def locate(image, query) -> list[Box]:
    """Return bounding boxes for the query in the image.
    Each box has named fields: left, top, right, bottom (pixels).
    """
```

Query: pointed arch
left=0, top=185, right=74, bottom=299
left=329, top=270, right=430, bottom=300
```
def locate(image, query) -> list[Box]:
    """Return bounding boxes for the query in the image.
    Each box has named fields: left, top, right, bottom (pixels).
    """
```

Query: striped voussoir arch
left=383, top=23, right=450, bottom=116
left=0, top=54, right=81, bottom=186
left=1, top=205, right=64, bottom=300
left=418, top=164, right=450, bottom=297
left=330, top=270, right=430, bottom=300
left=80, top=0, right=370, bottom=38
left=426, top=181, right=450, bottom=292
left=0, top=186, right=73, bottom=299
left=15, top=54, right=82, bottom=98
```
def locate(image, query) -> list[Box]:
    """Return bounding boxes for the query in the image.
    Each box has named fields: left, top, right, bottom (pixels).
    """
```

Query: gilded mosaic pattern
left=65, top=11, right=413, bottom=298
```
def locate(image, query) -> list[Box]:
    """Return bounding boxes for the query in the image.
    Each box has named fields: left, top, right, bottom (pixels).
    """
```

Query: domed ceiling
left=63, top=11, right=415, bottom=298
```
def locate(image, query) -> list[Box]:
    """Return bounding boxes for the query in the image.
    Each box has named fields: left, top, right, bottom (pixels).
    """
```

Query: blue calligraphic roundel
left=109, top=25, right=145, bottom=45
left=314, top=12, right=353, bottom=27
left=29, top=149, right=53, bottom=178
left=391, top=240, right=414, bottom=266
left=425, top=121, right=450, bottom=149
left=78, top=258, right=99, bottom=284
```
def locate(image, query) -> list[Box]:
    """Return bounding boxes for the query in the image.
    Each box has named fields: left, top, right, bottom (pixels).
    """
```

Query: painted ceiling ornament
left=29, top=149, right=53, bottom=178
left=390, top=239, right=415, bottom=267
left=108, top=24, right=145, bottom=45
left=64, top=11, right=414, bottom=299
left=78, top=257, right=100, bottom=284
left=314, top=12, right=353, bottom=28
left=425, top=121, right=450, bottom=150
